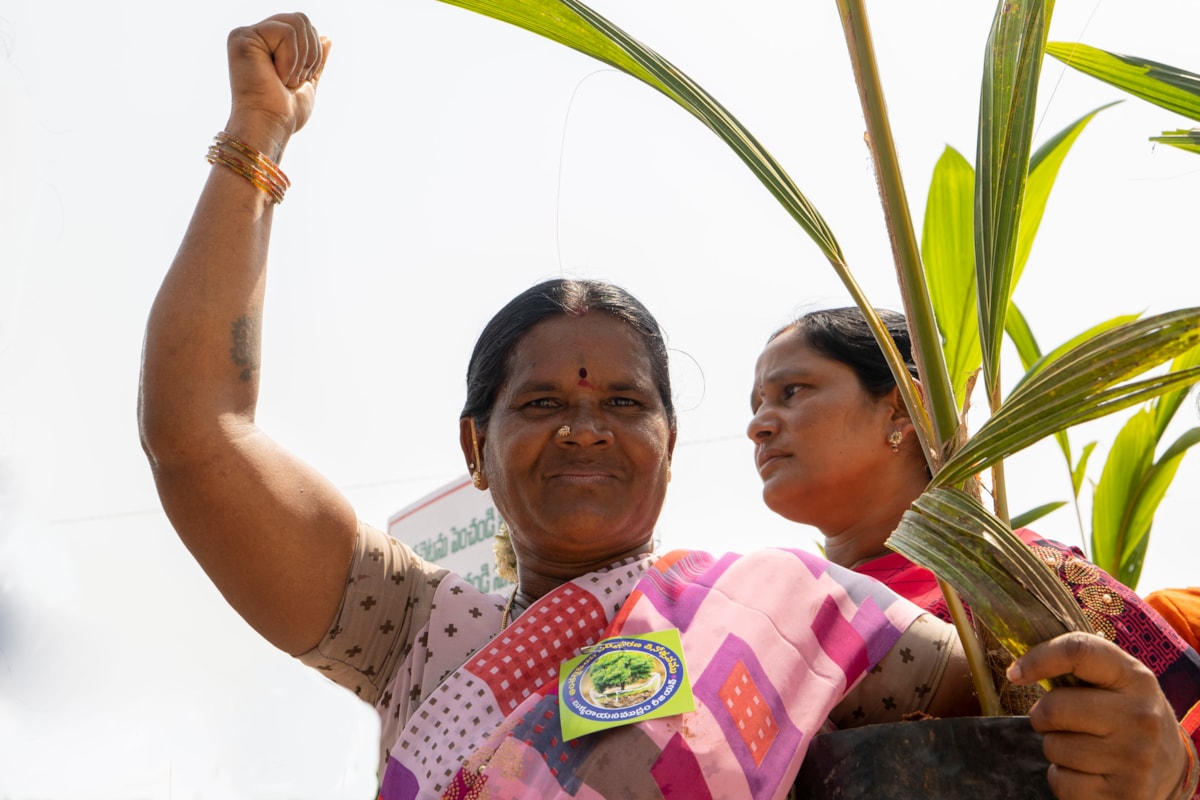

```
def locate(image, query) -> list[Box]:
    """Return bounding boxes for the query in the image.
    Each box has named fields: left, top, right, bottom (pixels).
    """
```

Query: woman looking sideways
left=748, top=306, right=1200, bottom=800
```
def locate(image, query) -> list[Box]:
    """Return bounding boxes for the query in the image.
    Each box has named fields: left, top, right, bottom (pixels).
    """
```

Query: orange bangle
left=204, top=132, right=290, bottom=204
left=1179, top=724, right=1199, bottom=800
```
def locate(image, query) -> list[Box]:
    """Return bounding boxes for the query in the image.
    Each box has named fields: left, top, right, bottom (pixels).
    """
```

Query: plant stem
left=940, top=579, right=1002, bottom=716
left=834, top=0, right=960, bottom=454
left=836, top=0, right=1001, bottom=716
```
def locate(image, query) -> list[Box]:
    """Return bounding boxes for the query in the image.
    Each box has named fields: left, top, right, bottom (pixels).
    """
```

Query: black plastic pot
left=794, top=716, right=1054, bottom=799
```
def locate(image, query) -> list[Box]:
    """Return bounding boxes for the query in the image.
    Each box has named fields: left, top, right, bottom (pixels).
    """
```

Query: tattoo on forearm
left=230, top=313, right=262, bottom=382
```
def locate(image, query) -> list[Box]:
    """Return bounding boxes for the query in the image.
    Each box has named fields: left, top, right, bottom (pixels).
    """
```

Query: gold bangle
left=214, top=131, right=291, bottom=190
left=204, top=132, right=290, bottom=204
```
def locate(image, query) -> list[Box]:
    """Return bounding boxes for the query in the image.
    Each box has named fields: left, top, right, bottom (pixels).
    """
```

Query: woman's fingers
left=1008, top=631, right=1140, bottom=691
left=224, top=13, right=330, bottom=146
left=1008, top=633, right=1188, bottom=800
left=233, top=13, right=320, bottom=89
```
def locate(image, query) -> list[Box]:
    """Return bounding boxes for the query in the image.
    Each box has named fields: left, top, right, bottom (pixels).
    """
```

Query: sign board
left=387, top=476, right=512, bottom=596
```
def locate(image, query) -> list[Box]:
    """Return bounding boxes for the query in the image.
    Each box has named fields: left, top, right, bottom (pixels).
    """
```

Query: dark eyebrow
left=751, top=367, right=813, bottom=410
left=607, top=379, right=655, bottom=394
left=763, top=367, right=811, bottom=386
left=509, top=377, right=654, bottom=395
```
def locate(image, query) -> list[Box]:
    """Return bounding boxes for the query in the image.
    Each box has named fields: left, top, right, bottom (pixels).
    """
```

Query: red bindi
left=578, top=367, right=592, bottom=388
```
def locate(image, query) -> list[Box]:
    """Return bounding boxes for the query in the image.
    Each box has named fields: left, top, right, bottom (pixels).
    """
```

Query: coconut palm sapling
left=435, top=0, right=1200, bottom=708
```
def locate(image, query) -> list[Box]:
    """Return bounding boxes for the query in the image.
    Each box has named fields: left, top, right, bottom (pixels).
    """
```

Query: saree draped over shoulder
left=301, top=525, right=931, bottom=800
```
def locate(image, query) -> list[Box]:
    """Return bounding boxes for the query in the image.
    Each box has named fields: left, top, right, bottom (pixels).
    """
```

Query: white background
left=2, top=1, right=1199, bottom=797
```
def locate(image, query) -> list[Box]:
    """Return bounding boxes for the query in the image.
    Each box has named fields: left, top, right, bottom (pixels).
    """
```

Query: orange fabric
left=1146, top=587, right=1200, bottom=653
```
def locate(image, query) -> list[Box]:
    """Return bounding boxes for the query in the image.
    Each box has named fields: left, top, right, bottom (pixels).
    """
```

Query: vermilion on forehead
left=505, top=315, right=655, bottom=384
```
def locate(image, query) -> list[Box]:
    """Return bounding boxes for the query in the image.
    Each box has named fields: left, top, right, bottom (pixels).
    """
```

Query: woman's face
left=747, top=332, right=902, bottom=533
left=475, top=313, right=675, bottom=567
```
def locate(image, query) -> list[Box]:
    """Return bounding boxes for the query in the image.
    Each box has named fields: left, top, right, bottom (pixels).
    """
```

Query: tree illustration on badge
left=586, top=651, right=659, bottom=706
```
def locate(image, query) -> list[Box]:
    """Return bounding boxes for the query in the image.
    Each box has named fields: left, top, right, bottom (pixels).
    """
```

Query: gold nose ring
left=557, top=425, right=572, bottom=438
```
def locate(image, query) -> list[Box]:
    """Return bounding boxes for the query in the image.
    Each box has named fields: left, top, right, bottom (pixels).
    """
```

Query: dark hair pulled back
left=461, top=279, right=676, bottom=430
left=773, top=307, right=917, bottom=397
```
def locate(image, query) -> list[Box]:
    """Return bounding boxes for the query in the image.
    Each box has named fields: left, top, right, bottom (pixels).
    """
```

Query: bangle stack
left=205, top=131, right=290, bottom=204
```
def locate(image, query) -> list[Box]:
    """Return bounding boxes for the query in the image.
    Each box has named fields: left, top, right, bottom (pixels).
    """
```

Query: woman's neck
left=821, top=471, right=926, bottom=569
left=824, top=532, right=895, bottom=569
left=514, top=540, right=654, bottom=600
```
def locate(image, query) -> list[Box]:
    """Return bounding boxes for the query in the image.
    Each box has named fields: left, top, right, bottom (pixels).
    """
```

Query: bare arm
left=1009, top=632, right=1193, bottom=800
left=139, top=13, right=354, bottom=655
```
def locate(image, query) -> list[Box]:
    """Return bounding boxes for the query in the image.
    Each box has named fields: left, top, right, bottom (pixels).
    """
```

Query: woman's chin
left=761, top=483, right=810, bottom=525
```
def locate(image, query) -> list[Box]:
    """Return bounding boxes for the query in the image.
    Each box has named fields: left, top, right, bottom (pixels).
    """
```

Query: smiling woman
left=136, top=12, right=987, bottom=799
left=460, top=295, right=676, bottom=598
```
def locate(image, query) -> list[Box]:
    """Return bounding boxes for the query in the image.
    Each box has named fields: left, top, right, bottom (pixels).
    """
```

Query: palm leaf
left=935, top=309, right=1200, bottom=487
left=1010, top=501, right=1068, bottom=529
left=1091, top=410, right=1156, bottom=577
left=1090, top=342, right=1200, bottom=588
left=1013, top=104, right=1116, bottom=286
left=1013, top=311, right=1142, bottom=388
left=1151, top=130, right=1200, bottom=155
left=1122, top=427, right=1200, bottom=585
left=836, top=0, right=959, bottom=450
left=890, top=487, right=1089, bottom=687
left=1004, top=302, right=1042, bottom=373
left=923, top=147, right=979, bottom=410
left=1005, top=303, right=1074, bottom=464
left=1045, top=42, right=1200, bottom=122
left=1093, top=418, right=1200, bottom=589
left=925, top=105, right=1108, bottom=412
left=1153, top=344, right=1200, bottom=438
left=975, top=0, right=1051, bottom=397
left=440, top=0, right=843, bottom=267
left=1071, top=441, right=1098, bottom=498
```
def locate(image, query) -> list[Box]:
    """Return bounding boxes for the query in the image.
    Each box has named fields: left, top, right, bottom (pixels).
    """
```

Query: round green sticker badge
left=558, top=628, right=695, bottom=740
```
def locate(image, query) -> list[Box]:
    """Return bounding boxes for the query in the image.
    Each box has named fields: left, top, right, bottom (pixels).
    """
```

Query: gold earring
left=889, top=431, right=903, bottom=453
left=471, top=469, right=482, bottom=489
left=666, top=464, right=672, bottom=483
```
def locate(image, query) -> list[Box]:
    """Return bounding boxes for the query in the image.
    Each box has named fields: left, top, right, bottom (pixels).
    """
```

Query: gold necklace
left=500, top=585, right=520, bottom=630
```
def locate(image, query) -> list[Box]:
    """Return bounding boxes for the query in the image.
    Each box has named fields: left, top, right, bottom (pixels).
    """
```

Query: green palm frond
left=1151, top=130, right=1200, bottom=154
left=1090, top=343, right=1200, bottom=588
left=1010, top=501, right=1068, bottom=530
left=923, top=146, right=979, bottom=410
left=1046, top=42, right=1200, bottom=121
left=1047, top=42, right=1200, bottom=154
left=936, top=309, right=1200, bottom=487
left=975, top=0, right=1050, bottom=397
left=890, top=487, right=1089, bottom=688
left=439, top=0, right=843, bottom=266
left=924, top=106, right=1110, bottom=411
left=836, top=0, right=959, bottom=451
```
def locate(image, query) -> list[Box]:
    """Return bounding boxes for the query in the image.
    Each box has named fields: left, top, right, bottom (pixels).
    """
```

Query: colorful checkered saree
left=380, top=547, right=921, bottom=799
